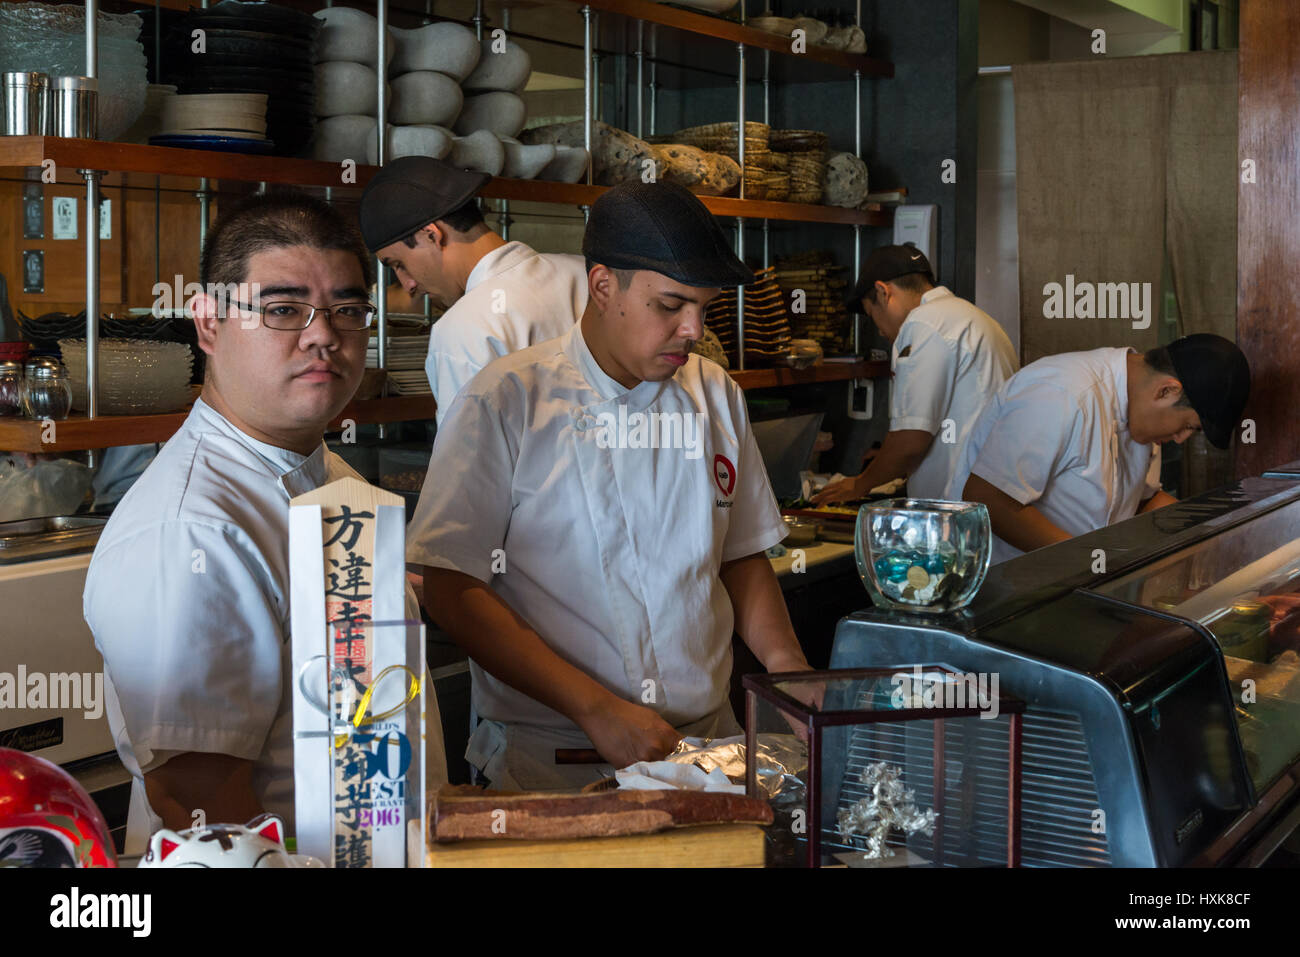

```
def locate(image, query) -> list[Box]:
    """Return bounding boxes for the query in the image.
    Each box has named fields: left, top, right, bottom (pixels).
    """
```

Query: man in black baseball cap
left=815, top=243, right=1017, bottom=505
left=951, top=333, right=1251, bottom=563
left=359, top=156, right=588, bottom=425
left=1163, top=333, right=1251, bottom=449
left=844, top=243, right=936, bottom=312
left=405, top=180, right=812, bottom=790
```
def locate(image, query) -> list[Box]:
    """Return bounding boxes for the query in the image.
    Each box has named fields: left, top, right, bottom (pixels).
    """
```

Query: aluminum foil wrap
left=837, top=762, right=937, bottom=858
left=663, top=734, right=807, bottom=803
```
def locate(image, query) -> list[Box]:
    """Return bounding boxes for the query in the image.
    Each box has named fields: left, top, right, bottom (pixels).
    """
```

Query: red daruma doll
left=0, top=747, right=117, bottom=867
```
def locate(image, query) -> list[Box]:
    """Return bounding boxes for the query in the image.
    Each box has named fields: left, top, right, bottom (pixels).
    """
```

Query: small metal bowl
left=782, top=516, right=821, bottom=546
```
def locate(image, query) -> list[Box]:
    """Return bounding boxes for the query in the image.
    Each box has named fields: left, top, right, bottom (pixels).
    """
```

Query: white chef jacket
left=946, top=347, right=1163, bottom=564
left=406, top=320, right=787, bottom=788
left=890, top=286, right=1017, bottom=500
left=426, top=240, right=587, bottom=426
left=83, top=397, right=446, bottom=853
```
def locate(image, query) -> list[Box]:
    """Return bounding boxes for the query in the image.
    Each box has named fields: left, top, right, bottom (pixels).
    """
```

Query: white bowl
left=315, top=62, right=380, bottom=118
left=365, top=124, right=455, bottom=164
left=390, top=71, right=463, bottom=127
left=454, top=91, right=525, bottom=138
left=312, top=114, right=377, bottom=163
left=389, top=22, right=480, bottom=80
left=537, top=145, right=590, bottom=183
left=314, top=7, right=383, bottom=66
left=462, top=36, right=531, bottom=92
left=448, top=130, right=504, bottom=176
left=499, top=138, right=555, bottom=179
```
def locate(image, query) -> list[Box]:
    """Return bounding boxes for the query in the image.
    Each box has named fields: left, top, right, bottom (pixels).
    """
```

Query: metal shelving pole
left=83, top=0, right=100, bottom=438
left=582, top=5, right=593, bottom=190
left=499, top=6, right=512, bottom=240
left=376, top=0, right=389, bottom=438
left=648, top=24, right=657, bottom=136
left=762, top=47, right=770, bottom=271
left=197, top=1, right=210, bottom=282
left=734, top=1, right=746, bottom=371
left=592, top=14, right=601, bottom=124
left=852, top=0, right=863, bottom=356
left=634, top=20, right=644, bottom=139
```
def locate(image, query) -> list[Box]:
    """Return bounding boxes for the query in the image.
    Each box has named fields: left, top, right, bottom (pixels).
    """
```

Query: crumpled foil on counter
left=837, top=762, right=937, bottom=858
left=661, top=734, right=807, bottom=803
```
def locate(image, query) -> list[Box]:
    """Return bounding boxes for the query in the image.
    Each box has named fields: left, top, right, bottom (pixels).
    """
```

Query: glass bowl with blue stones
left=854, top=499, right=992, bottom=613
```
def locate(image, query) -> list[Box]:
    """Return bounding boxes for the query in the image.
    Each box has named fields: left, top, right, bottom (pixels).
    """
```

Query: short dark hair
left=200, top=191, right=373, bottom=291
left=399, top=200, right=487, bottom=247
left=583, top=258, right=636, bottom=289
left=1143, top=346, right=1194, bottom=407
left=862, top=270, right=935, bottom=304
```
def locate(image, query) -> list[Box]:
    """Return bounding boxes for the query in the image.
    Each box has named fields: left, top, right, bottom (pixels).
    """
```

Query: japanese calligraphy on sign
left=289, top=477, right=426, bottom=868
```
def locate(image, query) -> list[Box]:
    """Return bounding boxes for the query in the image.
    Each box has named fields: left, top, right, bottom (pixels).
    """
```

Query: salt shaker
left=0, top=359, right=22, bottom=416
left=21, top=356, right=72, bottom=420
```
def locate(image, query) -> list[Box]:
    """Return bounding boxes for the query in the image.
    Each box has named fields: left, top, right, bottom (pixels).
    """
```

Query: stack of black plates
left=19, top=311, right=204, bottom=383
left=136, top=0, right=319, bottom=156
left=16, top=311, right=90, bottom=354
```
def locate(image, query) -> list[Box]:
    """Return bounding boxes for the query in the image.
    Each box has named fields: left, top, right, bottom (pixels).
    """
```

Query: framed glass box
left=744, top=668, right=1025, bottom=868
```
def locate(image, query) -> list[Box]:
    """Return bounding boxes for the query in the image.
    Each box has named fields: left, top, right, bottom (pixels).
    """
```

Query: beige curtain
left=1166, top=51, right=1238, bottom=342
left=1013, top=52, right=1237, bottom=365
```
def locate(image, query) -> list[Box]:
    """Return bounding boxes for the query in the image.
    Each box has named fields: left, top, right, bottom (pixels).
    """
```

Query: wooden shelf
left=0, top=395, right=436, bottom=453
left=730, top=358, right=889, bottom=390
left=0, top=137, right=894, bottom=227
left=551, top=0, right=893, bottom=78
left=0, top=359, right=888, bottom=452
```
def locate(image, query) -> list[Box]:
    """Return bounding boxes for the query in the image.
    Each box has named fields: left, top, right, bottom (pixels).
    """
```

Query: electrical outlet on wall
left=847, top=378, right=873, bottom=421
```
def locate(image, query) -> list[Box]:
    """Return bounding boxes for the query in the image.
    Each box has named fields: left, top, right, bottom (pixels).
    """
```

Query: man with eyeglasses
left=83, top=192, right=446, bottom=855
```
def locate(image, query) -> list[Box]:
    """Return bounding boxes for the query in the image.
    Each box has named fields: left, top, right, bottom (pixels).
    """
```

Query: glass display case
left=1092, top=496, right=1300, bottom=794
left=828, top=474, right=1300, bottom=867
left=744, top=668, right=1025, bottom=868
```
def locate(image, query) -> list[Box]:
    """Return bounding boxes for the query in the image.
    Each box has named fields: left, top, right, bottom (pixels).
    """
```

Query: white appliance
left=0, top=552, right=115, bottom=765
left=893, top=204, right=939, bottom=277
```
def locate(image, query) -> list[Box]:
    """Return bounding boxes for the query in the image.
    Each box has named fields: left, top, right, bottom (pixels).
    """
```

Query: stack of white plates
left=366, top=335, right=429, bottom=395
left=158, top=92, right=268, bottom=139
left=58, top=339, right=194, bottom=415
left=384, top=371, right=431, bottom=396
left=366, top=335, right=427, bottom=372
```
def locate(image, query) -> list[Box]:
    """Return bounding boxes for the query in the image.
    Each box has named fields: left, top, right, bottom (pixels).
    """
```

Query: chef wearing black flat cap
left=405, top=180, right=813, bottom=789
left=947, top=333, right=1252, bottom=564
left=359, top=156, right=587, bottom=425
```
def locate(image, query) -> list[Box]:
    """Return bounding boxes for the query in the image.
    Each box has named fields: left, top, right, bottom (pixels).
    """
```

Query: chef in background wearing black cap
left=359, top=156, right=587, bottom=425
left=813, top=244, right=1017, bottom=505
left=405, top=181, right=812, bottom=789
left=946, top=334, right=1251, bottom=564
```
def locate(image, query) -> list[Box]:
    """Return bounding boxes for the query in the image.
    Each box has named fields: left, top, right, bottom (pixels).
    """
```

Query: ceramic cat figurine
left=138, top=813, right=322, bottom=868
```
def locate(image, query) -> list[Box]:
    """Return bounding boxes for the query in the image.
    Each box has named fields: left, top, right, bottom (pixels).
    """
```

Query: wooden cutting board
left=425, top=825, right=767, bottom=868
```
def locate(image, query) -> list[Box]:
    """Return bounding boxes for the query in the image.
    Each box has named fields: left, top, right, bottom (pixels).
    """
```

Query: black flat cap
left=844, top=244, right=936, bottom=311
left=359, top=156, right=491, bottom=252
left=1165, top=333, right=1251, bottom=450
left=583, top=180, right=754, bottom=287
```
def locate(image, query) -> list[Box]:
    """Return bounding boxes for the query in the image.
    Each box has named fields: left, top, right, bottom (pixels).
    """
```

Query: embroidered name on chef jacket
left=714, top=453, right=737, bottom=508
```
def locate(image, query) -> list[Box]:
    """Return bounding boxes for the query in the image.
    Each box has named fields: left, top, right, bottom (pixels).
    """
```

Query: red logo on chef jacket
left=713, top=454, right=736, bottom=507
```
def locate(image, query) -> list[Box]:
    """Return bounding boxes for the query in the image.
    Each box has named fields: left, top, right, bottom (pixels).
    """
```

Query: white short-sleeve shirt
left=407, top=320, right=787, bottom=739
left=426, top=241, right=588, bottom=425
left=889, top=286, right=1017, bottom=501
left=83, top=397, right=444, bottom=852
left=946, top=347, right=1163, bottom=563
